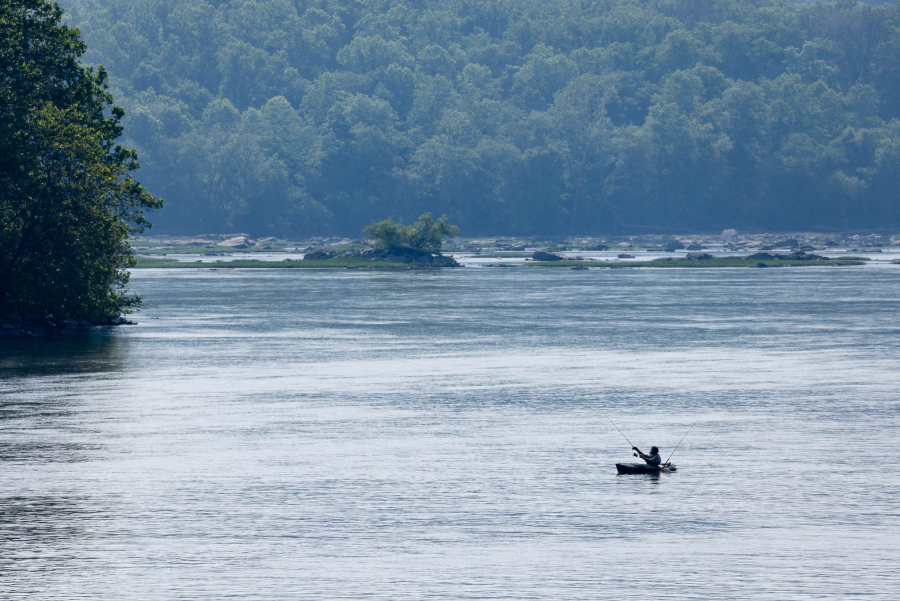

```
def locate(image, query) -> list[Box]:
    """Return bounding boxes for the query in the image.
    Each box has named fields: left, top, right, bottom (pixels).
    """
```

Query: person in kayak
left=632, top=446, right=661, bottom=466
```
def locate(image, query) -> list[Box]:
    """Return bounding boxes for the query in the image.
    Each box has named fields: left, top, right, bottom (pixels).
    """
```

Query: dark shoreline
left=0, top=314, right=133, bottom=341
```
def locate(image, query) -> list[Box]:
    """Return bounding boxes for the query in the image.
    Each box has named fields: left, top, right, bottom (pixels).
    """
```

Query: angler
left=606, top=413, right=696, bottom=475
left=632, top=446, right=661, bottom=467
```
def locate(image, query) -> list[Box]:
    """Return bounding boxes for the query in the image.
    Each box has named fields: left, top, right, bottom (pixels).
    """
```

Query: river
left=2, top=267, right=899, bottom=599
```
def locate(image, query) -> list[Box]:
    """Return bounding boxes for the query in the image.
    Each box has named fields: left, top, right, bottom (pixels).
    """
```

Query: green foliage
left=0, top=0, right=161, bottom=320
left=363, top=213, right=459, bottom=253
left=55, top=0, right=900, bottom=235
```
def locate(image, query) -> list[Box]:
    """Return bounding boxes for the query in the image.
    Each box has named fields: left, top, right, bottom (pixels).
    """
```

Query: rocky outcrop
left=685, top=252, right=713, bottom=260
left=746, top=251, right=828, bottom=261
left=359, top=248, right=387, bottom=258
left=384, top=245, right=435, bottom=262
left=784, top=251, right=828, bottom=261
left=746, top=252, right=778, bottom=260
left=304, top=249, right=335, bottom=259
left=306, top=245, right=460, bottom=266
left=383, top=246, right=460, bottom=266
left=617, top=253, right=635, bottom=259
left=664, top=240, right=685, bottom=252
left=686, top=243, right=703, bottom=250
left=218, top=236, right=254, bottom=248
left=533, top=250, right=565, bottom=261
left=432, top=255, right=460, bottom=267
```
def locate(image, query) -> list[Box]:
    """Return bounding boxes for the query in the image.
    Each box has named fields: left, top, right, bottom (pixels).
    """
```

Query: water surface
left=2, top=267, right=899, bottom=599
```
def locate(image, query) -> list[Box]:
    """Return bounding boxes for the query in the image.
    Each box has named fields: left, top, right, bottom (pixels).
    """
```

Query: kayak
left=616, top=463, right=676, bottom=475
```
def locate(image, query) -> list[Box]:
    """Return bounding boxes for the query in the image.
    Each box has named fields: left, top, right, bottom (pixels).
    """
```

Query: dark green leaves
left=1, top=0, right=161, bottom=320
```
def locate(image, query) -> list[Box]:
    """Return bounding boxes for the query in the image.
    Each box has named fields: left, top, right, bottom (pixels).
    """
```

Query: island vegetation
left=58, top=0, right=900, bottom=236
left=1, top=0, right=160, bottom=337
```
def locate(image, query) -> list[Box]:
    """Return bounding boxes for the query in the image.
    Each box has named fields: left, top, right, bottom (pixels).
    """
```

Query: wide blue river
left=2, top=267, right=899, bottom=600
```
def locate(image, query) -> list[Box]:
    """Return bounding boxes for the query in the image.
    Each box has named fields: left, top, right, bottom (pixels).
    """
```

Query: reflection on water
left=1, top=267, right=899, bottom=600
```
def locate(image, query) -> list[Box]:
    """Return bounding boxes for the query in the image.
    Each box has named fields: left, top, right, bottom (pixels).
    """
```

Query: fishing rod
left=664, top=415, right=702, bottom=464
left=604, top=414, right=635, bottom=449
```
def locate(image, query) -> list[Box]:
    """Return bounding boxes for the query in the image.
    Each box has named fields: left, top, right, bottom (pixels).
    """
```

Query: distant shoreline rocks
left=218, top=236, right=255, bottom=249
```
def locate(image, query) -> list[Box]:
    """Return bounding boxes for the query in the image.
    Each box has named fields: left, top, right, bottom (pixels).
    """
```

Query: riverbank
left=0, top=313, right=132, bottom=340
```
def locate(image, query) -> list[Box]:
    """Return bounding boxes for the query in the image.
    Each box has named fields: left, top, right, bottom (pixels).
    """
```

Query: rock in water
left=432, top=255, right=460, bottom=267
left=304, top=249, right=334, bottom=260
left=218, top=236, right=254, bottom=248
left=722, top=229, right=738, bottom=242
left=386, top=246, right=435, bottom=262
left=532, top=250, right=565, bottom=261
left=785, top=251, right=827, bottom=261
left=685, top=252, right=713, bottom=260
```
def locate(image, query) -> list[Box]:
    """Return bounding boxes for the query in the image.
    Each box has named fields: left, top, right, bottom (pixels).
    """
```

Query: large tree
left=0, top=0, right=160, bottom=321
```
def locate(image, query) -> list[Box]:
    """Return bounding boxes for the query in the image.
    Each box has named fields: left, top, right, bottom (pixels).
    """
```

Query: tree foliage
left=56, top=0, right=900, bottom=235
left=1, top=0, right=161, bottom=320
left=363, top=213, right=459, bottom=253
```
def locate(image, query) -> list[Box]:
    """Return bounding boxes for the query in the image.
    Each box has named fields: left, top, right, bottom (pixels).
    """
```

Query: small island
left=136, top=213, right=462, bottom=270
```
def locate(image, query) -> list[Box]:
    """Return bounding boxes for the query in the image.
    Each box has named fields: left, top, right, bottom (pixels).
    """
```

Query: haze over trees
left=59, top=0, right=900, bottom=236
left=1, top=0, right=160, bottom=321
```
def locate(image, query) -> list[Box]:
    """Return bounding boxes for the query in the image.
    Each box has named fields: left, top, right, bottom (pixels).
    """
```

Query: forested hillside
left=60, top=0, right=900, bottom=235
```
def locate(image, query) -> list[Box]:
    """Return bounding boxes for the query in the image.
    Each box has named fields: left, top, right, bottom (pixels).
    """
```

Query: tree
left=1, top=0, right=161, bottom=320
left=52, top=0, right=900, bottom=235
left=363, top=213, right=459, bottom=254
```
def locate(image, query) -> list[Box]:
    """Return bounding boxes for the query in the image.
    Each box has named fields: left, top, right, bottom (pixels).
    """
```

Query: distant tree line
left=1, top=0, right=160, bottom=321
left=59, top=0, right=900, bottom=235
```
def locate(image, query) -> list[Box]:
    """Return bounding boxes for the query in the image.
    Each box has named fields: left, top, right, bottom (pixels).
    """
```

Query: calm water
left=2, top=267, right=899, bottom=600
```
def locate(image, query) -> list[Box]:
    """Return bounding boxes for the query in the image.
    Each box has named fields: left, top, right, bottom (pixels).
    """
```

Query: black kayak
left=616, top=463, right=676, bottom=475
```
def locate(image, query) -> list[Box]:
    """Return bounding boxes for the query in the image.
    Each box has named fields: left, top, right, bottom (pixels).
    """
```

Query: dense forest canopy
left=59, top=0, right=900, bottom=235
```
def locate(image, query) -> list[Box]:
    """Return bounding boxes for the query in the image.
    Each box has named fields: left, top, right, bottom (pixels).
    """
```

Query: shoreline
left=132, top=256, right=870, bottom=270
left=0, top=315, right=132, bottom=341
